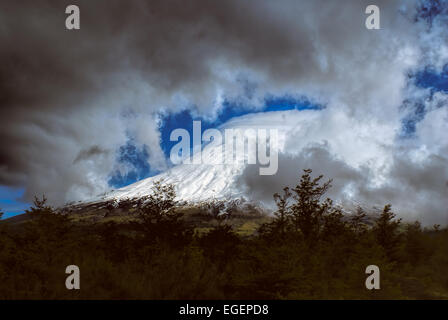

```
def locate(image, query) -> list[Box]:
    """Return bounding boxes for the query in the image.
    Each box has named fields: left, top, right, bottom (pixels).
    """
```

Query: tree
left=258, top=187, right=294, bottom=241
left=25, top=195, right=54, bottom=216
left=373, top=204, right=402, bottom=260
left=260, top=169, right=341, bottom=245
left=137, top=180, right=191, bottom=246
left=25, top=195, right=70, bottom=229
left=25, top=195, right=69, bottom=233
left=198, top=224, right=240, bottom=271
left=290, top=169, right=333, bottom=244
left=404, top=221, right=427, bottom=266
left=22, top=195, right=71, bottom=264
left=321, top=203, right=347, bottom=241
left=273, top=187, right=292, bottom=237
left=349, top=206, right=368, bottom=236
left=138, top=180, right=178, bottom=224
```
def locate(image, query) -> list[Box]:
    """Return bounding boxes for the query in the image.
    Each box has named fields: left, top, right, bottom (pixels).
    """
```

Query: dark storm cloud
left=237, top=144, right=448, bottom=225
left=237, top=144, right=369, bottom=207
left=73, top=146, right=110, bottom=164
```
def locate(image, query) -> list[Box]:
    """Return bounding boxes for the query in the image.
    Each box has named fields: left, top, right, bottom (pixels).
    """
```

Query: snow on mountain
left=92, top=110, right=316, bottom=204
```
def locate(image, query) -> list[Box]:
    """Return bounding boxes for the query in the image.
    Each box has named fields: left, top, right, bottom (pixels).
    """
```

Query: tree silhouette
left=25, top=195, right=54, bottom=216
left=273, top=187, right=292, bottom=236
left=1, top=175, right=448, bottom=299
left=199, top=224, right=240, bottom=272
left=261, top=169, right=340, bottom=246
left=349, top=206, right=368, bottom=236
left=373, top=204, right=402, bottom=260
left=137, top=180, right=191, bottom=247
left=321, top=202, right=347, bottom=241
left=22, top=195, right=71, bottom=265
left=404, top=221, right=426, bottom=266
left=290, top=169, right=333, bottom=244
left=138, top=180, right=178, bottom=224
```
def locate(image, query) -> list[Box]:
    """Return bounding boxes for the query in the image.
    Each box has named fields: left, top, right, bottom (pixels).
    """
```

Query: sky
left=0, top=0, right=447, bottom=224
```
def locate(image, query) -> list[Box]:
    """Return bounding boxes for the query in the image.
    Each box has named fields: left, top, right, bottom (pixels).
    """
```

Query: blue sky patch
left=159, top=96, right=323, bottom=158
left=416, top=0, right=447, bottom=26
left=108, top=141, right=156, bottom=188
left=400, top=66, right=448, bottom=137
left=415, top=66, right=448, bottom=93
left=0, top=186, right=29, bottom=219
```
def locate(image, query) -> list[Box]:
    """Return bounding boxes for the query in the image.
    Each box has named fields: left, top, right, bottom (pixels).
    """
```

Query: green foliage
left=198, top=224, right=240, bottom=272
left=289, top=169, right=333, bottom=244
left=138, top=180, right=178, bottom=224
left=136, top=180, right=192, bottom=247
left=373, top=204, right=402, bottom=261
left=0, top=175, right=447, bottom=299
left=349, top=206, right=368, bottom=236
left=272, top=187, right=292, bottom=237
left=24, top=195, right=71, bottom=244
left=262, top=169, right=342, bottom=246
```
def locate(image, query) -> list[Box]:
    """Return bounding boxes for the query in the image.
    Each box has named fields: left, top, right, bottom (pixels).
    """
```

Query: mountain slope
left=93, top=110, right=305, bottom=204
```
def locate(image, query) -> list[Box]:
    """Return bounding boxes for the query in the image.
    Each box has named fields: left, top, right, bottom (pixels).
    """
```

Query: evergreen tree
left=404, top=221, right=426, bottom=266
left=22, top=195, right=71, bottom=266
left=25, top=195, right=54, bottom=216
left=373, top=204, right=402, bottom=260
left=349, top=206, right=368, bottom=236
left=25, top=195, right=70, bottom=232
left=321, top=202, right=347, bottom=241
